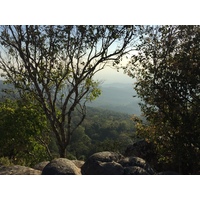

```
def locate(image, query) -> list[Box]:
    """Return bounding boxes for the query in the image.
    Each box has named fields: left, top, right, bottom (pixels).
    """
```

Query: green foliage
left=128, top=25, right=200, bottom=174
left=65, top=107, right=136, bottom=160
left=0, top=99, right=50, bottom=167
left=0, top=157, right=14, bottom=166
left=85, top=79, right=102, bottom=101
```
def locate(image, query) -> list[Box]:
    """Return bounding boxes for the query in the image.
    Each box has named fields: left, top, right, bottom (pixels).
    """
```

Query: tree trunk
left=59, top=145, right=67, bottom=158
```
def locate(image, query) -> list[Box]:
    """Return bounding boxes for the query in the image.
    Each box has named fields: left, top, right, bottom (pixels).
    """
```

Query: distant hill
left=0, top=80, right=142, bottom=115
left=87, top=83, right=141, bottom=115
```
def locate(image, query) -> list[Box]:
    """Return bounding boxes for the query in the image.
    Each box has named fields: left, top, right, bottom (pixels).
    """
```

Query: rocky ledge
left=0, top=151, right=179, bottom=175
left=0, top=165, right=41, bottom=175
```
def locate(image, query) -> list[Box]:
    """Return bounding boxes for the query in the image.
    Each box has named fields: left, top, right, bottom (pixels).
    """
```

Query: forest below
left=59, top=107, right=137, bottom=160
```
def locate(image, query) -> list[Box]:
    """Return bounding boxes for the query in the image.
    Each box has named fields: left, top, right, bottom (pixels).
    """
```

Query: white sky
left=94, top=67, right=133, bottom=84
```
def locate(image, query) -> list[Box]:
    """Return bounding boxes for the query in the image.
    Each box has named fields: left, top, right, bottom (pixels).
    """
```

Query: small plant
left=0, top=157, right=14, bottom=166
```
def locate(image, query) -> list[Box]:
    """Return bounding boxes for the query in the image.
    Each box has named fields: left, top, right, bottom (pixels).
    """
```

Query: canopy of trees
left=0, top=99, right=50, bottom=166
left=127, top=25, right=200, bottom=174
left=66, top=107, right=136, bottom=160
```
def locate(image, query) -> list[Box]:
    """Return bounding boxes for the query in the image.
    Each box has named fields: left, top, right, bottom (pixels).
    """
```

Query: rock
left=124, top=139, right=156, bottom=164
left=71, top=160, right=85, bottom=168
left=42, top=158, right=81, bottom=175
left=96, top=161, right=124, bottom=175
left=33, top=161, right=50, bottom=171
left=157, top=171, right=180, bottom=175
left=81, top=151, right=124, bottom=175
left=81, top=151, right=157, bottom=175
left=119, top=156, right=155, bottom=175
left=0, top=165, right=41, bottom=175
left=124, top=166, right=150, bottom=175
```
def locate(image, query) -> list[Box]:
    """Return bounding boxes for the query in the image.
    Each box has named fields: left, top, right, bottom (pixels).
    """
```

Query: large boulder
left=81, top=151, right=157, bottom=175
left=71, top=160, right=85, bottom=168
left=157, top=171, right=180, bottom=175
left=0, top=165, right=41, bottom=175
left=124, top=166, right=150, bottom=175
left=124, top=139, right=156, bottom=164
left=81, top=151, right=124, bottom=175
left=42, top=158, right=81, bottom=175
left=33, top=161, right=50, bottom=171
left=119, top=156, right=155, bottom=175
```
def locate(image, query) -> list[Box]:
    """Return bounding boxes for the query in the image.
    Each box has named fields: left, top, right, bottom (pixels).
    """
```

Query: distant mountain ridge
left=87, top=82, right=141, bottom=115
left=0, top=80, right=142, bottom=115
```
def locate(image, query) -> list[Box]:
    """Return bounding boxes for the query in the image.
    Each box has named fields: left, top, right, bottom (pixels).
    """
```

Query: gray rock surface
left=124, top=166, right=150, bottom=175
left=124, top=140, right=156, bottom=164
left=119, top=156, right=155, bottom=175
left=42, top=158, right=81, bottom=175
left=71, top=160, right=85, bottom=168
left=81, top=151, right=124, bottom=175
left=157, top=171, right=179, bottom=175
left=81, top=151, right=156, bottom=175
left=33, top=161, right=50, bottom=171
left=95, top=161, right=124, bottom=175
left=0, top=165, right=41, bottom=175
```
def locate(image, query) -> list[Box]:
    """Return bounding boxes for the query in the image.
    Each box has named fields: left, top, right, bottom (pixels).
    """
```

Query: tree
left=126, top=25, right=200, bottom=174
left=0, top=99, right=50, bottom=166
left=0, top=25, right=136, bottom=157
left=67, top=125, right=92, bottom=160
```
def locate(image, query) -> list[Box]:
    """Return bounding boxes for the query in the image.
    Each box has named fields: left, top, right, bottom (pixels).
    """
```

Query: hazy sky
left=0, top=67, right=134, bottom=84
left=94, top=67, right=133, bottom=84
